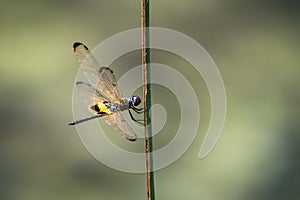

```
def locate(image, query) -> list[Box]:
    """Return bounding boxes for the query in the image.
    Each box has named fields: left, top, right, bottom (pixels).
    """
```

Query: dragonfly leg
left=132, top=106, right=146, bottom=114
left=128, top=110, right=145, bottom=125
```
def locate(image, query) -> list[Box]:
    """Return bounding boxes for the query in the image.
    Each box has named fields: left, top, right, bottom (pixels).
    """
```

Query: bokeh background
left=1, top=0, right=299, bottom=199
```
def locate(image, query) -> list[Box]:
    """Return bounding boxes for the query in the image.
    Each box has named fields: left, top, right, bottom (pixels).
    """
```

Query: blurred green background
left=1, top=0, right=299, bottom=199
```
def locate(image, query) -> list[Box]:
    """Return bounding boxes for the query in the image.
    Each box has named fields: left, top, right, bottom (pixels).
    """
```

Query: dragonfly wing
left=97, top=67, right=123, bottom=101
left=104, top=112, right=137, bottom=141
left=73, top=43, right=102, bottom=90
left=73, top=42, right=123, bottom=101
left=76, top=81, right=109, bottom=110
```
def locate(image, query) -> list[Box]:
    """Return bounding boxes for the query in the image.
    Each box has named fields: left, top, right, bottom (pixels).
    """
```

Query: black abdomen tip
left=68, top=121, right=75, bottom=126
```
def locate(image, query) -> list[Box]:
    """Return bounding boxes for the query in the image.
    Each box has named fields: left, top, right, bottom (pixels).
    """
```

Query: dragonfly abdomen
left=90, top=101, right=113, bottom=115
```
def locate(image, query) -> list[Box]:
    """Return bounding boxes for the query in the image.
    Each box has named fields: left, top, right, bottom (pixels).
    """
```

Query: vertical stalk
left=141, top=0, right=155, bottom=200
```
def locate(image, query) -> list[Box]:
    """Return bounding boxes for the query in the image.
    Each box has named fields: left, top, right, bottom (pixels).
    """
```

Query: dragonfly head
left=131, top=95, right=141, bottom=107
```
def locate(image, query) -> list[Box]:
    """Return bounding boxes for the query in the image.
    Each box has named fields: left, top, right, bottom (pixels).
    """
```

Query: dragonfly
left=68, top=42, right=144, bottom=141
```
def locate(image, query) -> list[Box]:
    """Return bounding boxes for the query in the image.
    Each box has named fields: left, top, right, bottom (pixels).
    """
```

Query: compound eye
left=132, top=96, right=141, bottom=106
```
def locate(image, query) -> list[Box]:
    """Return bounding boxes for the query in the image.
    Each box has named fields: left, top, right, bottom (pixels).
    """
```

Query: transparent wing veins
left=73, top=43, right=123, bottom=101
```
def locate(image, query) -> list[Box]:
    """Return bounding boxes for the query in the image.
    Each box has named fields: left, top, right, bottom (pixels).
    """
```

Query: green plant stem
left=141, top=0, right=155, bottom=200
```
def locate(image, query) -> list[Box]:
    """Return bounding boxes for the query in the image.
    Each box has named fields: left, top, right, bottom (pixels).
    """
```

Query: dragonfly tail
left=68, top=114, right=103, bottom=126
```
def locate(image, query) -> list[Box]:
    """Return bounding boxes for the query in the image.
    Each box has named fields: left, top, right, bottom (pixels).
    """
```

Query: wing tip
left=75, top=81, right=84, bottom=85
left=75, top=81, right=94, bottom=89
left=73, top=42, right=89, bottom=51
left=127, top=137, right=137, bottom=142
